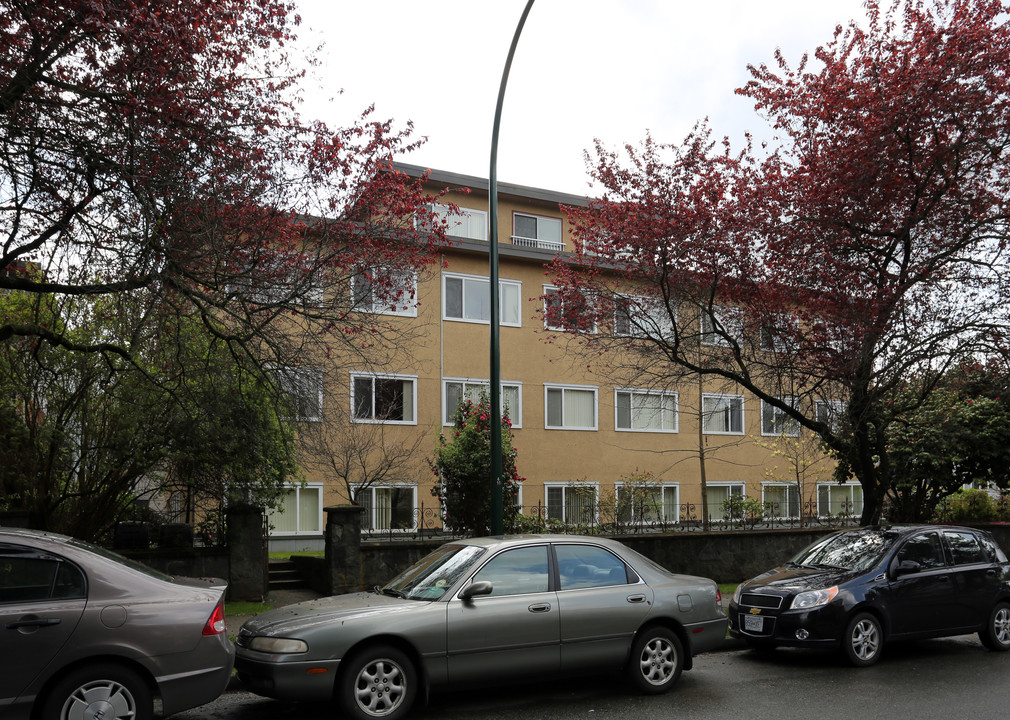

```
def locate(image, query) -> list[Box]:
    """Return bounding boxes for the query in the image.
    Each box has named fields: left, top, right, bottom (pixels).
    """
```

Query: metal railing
left=510, top=235, right=564, bottom=252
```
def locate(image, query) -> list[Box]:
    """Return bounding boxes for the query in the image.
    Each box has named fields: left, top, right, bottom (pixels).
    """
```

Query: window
left=702, top=394, right=744, bottom=434
left=759, top=313, right=797, bottom=353
left=614, top=295, right=675, bottom=338
left=897, top=532, right=946, bottom=569
left=271, top=367, right=323, bottom=422
left=443, top=273, right=521, bottom=326
left=268, top=484, right=322, bottom=535
left=424, top=203, right=487, bottom=241
left=230, top=253, right=323, bottom=306
left=357, top=485, right=416, bottom=532
left=615, top=389, right=678, bottom=432
left=351, top=267, right=418, bottom=317
left=615, top=483, right=679, bottom=525
left=816, top=400, right=846, bottom=432
left=556, top=544, right=630, bottom=590
left=761, top=398, right=800, bottom=437
left=701, top=305, right=743, bottom=346
left=0, top=553, right=86, bottom=603
left=545, top=384, right=597, bottom=430
left=546, top=484, right=597, bottom=524
left=352, top=374, right=416, bottom=424
left=762, top=484, right=800, bottom=519
left=444, top=379, right=522, bottom=427
left=472, top=546, right=549, bottom=596
left=944, top=531, right=987, bottom=565
left=817, top=483, right=863, bottom=517
left=544, top=285, right=596, bottom=332
left=513, top=213, right=563, bottom=251
left=707, top=483, right=745, bottom=522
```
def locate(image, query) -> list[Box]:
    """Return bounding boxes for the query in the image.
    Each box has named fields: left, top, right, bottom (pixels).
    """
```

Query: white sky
left=293, top=0, right=870, bottom=196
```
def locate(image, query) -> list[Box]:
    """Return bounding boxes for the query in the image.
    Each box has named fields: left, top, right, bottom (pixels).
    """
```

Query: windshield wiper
left=378, top=587, right=407, bottom=599
left=812, top=563, right=846, bottom=570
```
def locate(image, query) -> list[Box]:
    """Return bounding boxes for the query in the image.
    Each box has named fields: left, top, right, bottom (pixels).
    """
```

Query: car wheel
left=842, top=612, right=883, bottom=667
left=627, top=626, right=684, bottom=694
left=339, top=644, right=418, bottom=720
left=41, top=663, right=152, bottom=720
left=979, top=602, right=1010, bottom=651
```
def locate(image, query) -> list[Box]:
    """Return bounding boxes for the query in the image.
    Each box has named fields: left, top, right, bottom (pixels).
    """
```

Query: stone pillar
left=325, top=505, right=365, bottom=596
left=226, top=503, right=267, bottom=602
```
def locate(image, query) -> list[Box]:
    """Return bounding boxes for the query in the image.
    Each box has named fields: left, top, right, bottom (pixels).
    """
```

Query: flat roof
left=394, top=162, right=590, bottom=208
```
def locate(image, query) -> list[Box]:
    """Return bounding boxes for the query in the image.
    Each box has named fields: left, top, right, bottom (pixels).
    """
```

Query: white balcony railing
left=510, top=235, right=564, bottom=252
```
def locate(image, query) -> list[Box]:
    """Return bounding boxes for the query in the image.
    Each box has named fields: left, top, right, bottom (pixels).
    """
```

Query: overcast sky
left=293, top=0, right=869, bottom=196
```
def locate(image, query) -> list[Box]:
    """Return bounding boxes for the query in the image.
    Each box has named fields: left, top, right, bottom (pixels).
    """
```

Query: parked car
left=0, top=527, right=234, bottom=720
left=235, top=534, right=728, bottom=720
left=728, top=524, right=1010, bottom=666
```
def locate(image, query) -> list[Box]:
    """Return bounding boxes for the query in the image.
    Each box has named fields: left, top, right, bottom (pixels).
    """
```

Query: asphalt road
left=171, top=634, right=1010, bottom=720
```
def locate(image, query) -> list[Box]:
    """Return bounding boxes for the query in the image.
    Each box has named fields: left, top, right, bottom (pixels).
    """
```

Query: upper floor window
left=614, top=295, right=675, bottom=339
left=615, top=389, right=678, bottom=433
left=351, top=373, right=416, bottom=424
left=816, top=399, right=846, bottom=432
left=231, top=253, right=323, bottom=306
left=545, top=384, right=597, bottom=430
left=351, top=267, right=417, bottom=317
left=702, top=393, right=744, bottom=435
left=544, top=285, right=596, bottom=333
left=760, top=313, right=797, bottom=353
left=425, top=204, right=487, bottom=241
left=271, top=366, right=323, bottom=422
left=761, top=398, right=801, bottom=437
left=513, top=212, right=563, bottom=251
left=700, top=305, right=743, bottom=347
left=443, top=273, right=521, bottom=326
left=443, top=379, right=522, bottom=427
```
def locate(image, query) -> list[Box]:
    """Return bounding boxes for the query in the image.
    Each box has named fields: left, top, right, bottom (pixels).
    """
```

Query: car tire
left=842, top=612, right=883, bottom=667
left=626, top=626, right=684, bottom=694
left=41, top=662, right=152, bottom=720
left=339, top=644, right=418, bottom=720
left=979, top=601, right=1010, bottom=651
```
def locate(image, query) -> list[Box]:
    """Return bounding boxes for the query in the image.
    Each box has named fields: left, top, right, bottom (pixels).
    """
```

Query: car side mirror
left=893, top=559, right=921, bottom=577
left=460, top=581, right=493, bottom=601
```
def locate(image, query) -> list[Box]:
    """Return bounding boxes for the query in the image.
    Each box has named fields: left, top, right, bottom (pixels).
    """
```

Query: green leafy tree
left=432, top=394, right=523, bottom=536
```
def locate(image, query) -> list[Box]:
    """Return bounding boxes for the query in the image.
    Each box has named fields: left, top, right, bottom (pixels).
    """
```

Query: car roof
left=446, top=534, right=629, bottom=552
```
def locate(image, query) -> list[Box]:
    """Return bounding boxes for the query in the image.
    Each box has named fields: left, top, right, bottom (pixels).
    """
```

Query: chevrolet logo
left=749, top=608, right=762, bottom=615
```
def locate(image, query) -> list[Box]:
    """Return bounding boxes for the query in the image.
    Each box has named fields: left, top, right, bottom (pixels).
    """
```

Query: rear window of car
left=944, top=531, right=988, bottom=565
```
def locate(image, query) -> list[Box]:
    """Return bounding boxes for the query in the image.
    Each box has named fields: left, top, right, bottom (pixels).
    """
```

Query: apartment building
left=268, top=164, right=860, bottom=551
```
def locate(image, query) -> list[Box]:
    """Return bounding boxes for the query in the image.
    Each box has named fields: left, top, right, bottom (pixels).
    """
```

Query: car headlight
left=248, top=636, right=309, bottom=654
left=733, top=584, right=744, bottom=604
left=791, top=586, right=838, bottom=610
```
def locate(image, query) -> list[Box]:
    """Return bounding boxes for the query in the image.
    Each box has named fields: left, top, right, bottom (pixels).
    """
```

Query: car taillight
left=202, top=601, right=226, bottom=636
left=716, top=588, right=723, bottom=604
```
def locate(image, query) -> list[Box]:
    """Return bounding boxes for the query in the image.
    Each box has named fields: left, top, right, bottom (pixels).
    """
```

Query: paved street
left=172, top=634, right=1010, bottom=719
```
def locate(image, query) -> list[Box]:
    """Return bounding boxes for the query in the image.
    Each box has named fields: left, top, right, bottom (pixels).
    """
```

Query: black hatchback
left=728, top=525, right=1010, bottom=666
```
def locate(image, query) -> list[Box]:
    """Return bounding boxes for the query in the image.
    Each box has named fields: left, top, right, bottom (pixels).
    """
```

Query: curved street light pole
left=489, top=0, right=536, bottom=536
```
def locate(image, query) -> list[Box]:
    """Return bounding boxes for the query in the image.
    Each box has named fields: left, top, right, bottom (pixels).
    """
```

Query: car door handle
left=528, top=603, right=552, bottom=613
left=627, top=594, right=647, bottom=604
left=6, top=618, right=62, bottom=630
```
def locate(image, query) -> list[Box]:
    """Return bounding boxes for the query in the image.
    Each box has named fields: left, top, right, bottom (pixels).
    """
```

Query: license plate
left=744, top=614, right=764, bottom=632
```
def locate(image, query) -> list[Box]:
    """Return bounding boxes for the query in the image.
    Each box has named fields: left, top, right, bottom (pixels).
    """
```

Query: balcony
left=510, top=235, right=564, bottom=253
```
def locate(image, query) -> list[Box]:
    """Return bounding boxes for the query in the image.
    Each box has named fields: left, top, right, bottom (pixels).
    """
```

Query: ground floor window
left=706, top=483, right=746, bottom=521
left=356, top=485, right=417, bottom=531
left=268, top=483, right=323, bottom=535
left=545, top=483, right=597, bottom=524
left=762, top=484, right=801, bottom=519
left=615, top=483, right=679, bottom=524
left=818, top=483, right=863, bottom=517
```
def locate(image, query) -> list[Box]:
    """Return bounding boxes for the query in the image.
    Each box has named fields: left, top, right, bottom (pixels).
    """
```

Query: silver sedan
left=235, top=535, right=728, bottom=720
left=0, top=527, right=234, bottom=720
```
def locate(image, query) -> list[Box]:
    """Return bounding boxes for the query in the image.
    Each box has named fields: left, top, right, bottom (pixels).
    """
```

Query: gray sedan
left=235, top=535, right=728, bottom=720
left=0, top=527, right=234, bottom=720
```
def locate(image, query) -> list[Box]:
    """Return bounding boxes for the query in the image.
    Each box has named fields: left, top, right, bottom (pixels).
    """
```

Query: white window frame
left=545, top=482, right=598, bottom=524
left=268, top=482, right=324, bottom=536
left=423, top=203, right=488, bottom=241
left=615, top=389, right=679, bottom=433
left=615, top=482, right=680, bottom=525
left=350, top=373, right=417, bottom=425
left=817, top=482, right=863, bottom=517
left=512, top=212, right=563, bottom=251
left=351, top=267, right=418, bottom=317
left=543, top=285, right=596, bottom=333
left=707, top=482, right=747, bottom=522
left=443, top=272, right=522, bottom=327
left=231, top=252, right=324, bottom=306
left=356, top=484, right=417, bottom=532
left=270, top=366, right=323, bottom=422
left=816, top=400, right=846, bottom=432
left=761, top=398, right=801, bottom=437
left=614, top=294, right=675, bottom=338
left=762, top=483, right=801, bottom=519
left=442, top=378, right=523, bottom=428
left=700, top=304, right=743, bottom=347
left=760, top=313, right=797, bottom=353
left=545, top=384, right=598, bottom=431
left=702, top=393, right=745, bottom=435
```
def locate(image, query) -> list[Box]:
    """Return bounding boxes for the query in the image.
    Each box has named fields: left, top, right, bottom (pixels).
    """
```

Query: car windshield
left=381, top=544, right=486, bottom=601
left=791, top=530, right=899, bottom=572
